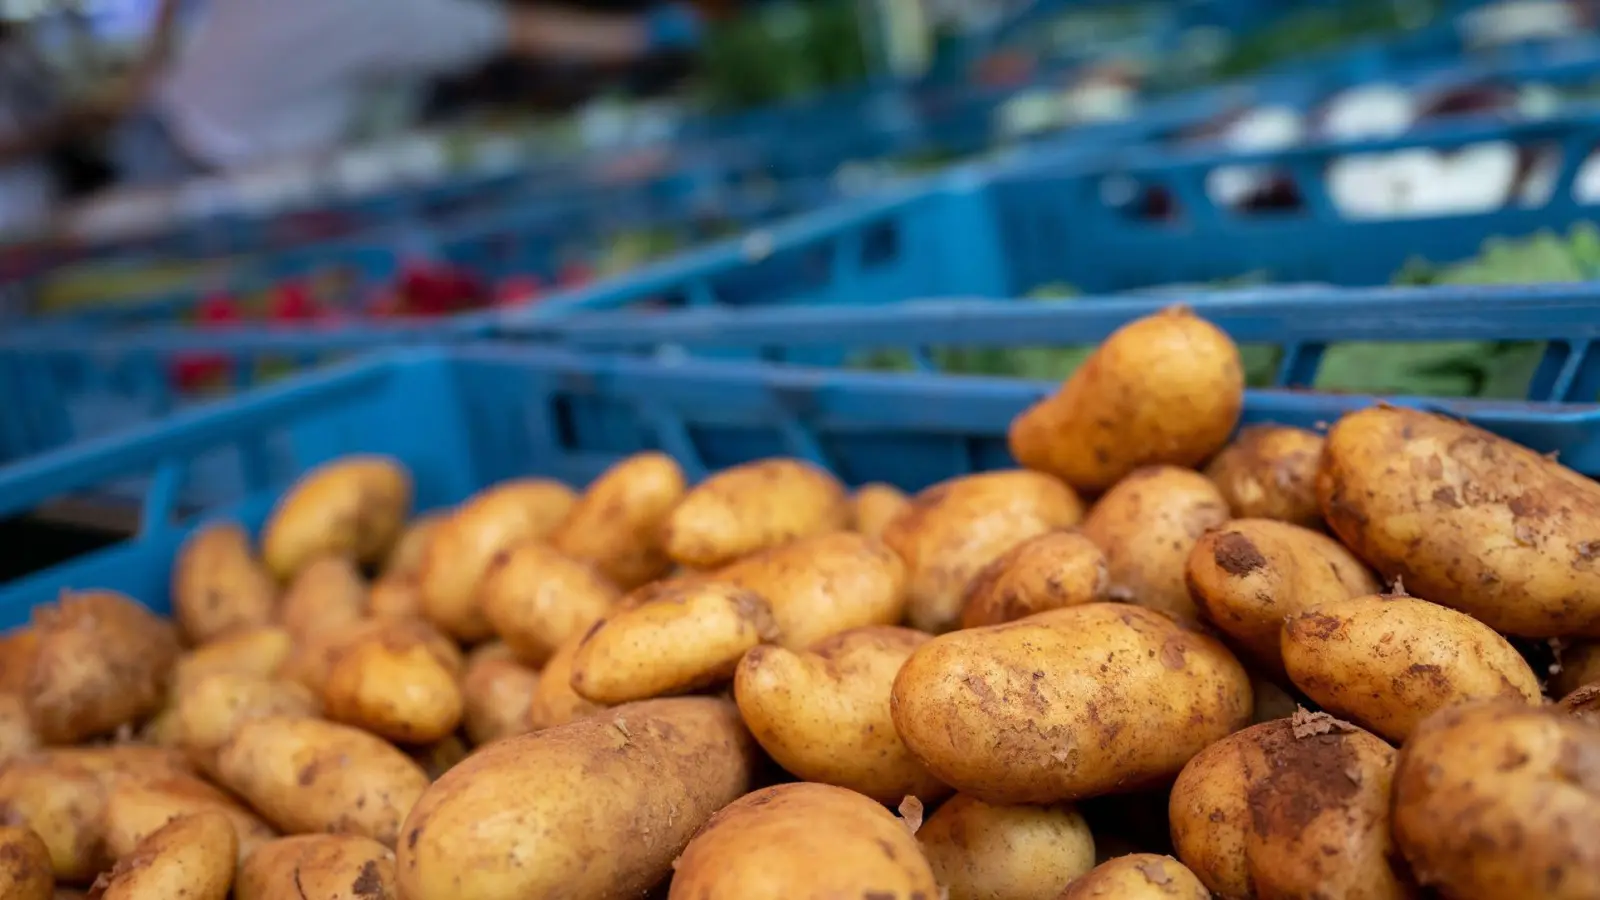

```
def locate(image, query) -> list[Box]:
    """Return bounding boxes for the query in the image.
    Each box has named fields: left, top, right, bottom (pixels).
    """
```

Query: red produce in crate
left=172, top=293, right=243, bottom=391
left=269, top=281, right=324, bottom=322
left=494, top=275, right=545, bottom=307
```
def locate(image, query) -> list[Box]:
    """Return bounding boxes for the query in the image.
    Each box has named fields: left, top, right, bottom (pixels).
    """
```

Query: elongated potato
left=663, top=458, right=849, bottom=569
left=1282, top=593, right=1541, bottom=742
left=236, top=834, right=397, bottom=900
left=383, top=513, right=444, bottom=581
left=734, top=627, right=945, bottom=803
left=1009, top=306, right=1244, bottom=493
left=103, top=775, right=276, bottom=865
left=852, top=482, right=910, bottom=540
left=1185, top=519, right=1379, bottom=673
left=1058, top=854, right=1210, bottom=900
left=175, top=673, right=321, bottom=775
left=276, top=618, right=459, bottom=696
left=322, top=620, right=463, bottom=743
left=961, top=531, right=1108, bottom=629
left=417, top=478, right=577, bottom=641
left=885, top=470, right=1085, bottom=633
left=461, top=644, right=539, bottom=746
left=892, top=603, right=1251, bottom=803
left=1551, top=639, right=1600, bottom=699
left=480, top=542, right=621, bottom=668
left=277, top=556, right=367, bottom=639
left=549, top=452, right=686, bottom=589
left=716, top=532, right=908, bottom=649
left=260, top=455, right=412, bottom=581
left=570, top=581, right=777, bottom=704
left=0, top=693, right=38, bottom=763
left=1319, top=406, right=1600, bottom=637
left=171, top=522, right=277, bottom=644
left=1394, top=701, right=1600, bottom=900
left=398, top=697, right=756, bottom=900
left=216, top=716, right=429, bottom=845
left=0, top=756, right=107, bottom=882
left=92, top=811, right=235, bottom=900
left=1080, top=466, right=1230, bottom=624
left=1204, top=425, right=1326, bottom=529
left=526, top=632, right=605, bottom=730
left=171, top=626, right=293, bottom=694
left=0, top=825, right=52, bottom=900
left=919, top=795, right=1095, bottom=900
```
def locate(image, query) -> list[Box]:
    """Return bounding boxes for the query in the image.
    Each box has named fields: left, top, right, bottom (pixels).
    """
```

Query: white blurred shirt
left=154, top=0, right=508, bottom=170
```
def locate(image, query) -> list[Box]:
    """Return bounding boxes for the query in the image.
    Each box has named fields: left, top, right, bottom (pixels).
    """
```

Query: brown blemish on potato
left=1246, top=723, right=1363, bottom=837
left=351, top=859, right=386, bottom=898
left=1291, top=612, right=1343, bottom=641
left=1212, top=532, right=1267, bottom=577
left=1160, top=638, right=1188, bottom=671
left=1561, top=683, right=1600, bottom=725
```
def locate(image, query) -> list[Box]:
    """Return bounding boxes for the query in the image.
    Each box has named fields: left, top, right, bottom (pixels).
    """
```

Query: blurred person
left=112, top=0, right=702, bottom=183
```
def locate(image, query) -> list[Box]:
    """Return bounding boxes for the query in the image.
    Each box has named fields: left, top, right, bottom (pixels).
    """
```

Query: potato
left=366, top=577, right=422, bottom=620
left=961, top=531, right=1107, bottom=629
left=885, top=470, right=1085, bottom=633
left=1058, top=854, right=1210, bottom=900
left=919, top=795, right=1095, bottom=900
left=1168, top=713, right=1411, bottom=900
left=715, top=532, right=908, bottom=649
left=1204, top=425, right=1326, bottom=529
left=891, top=603, right=1251, bottom=803
left=259, top=455, right=411, bottom=581
left=1559, top=682, right=1600, bottom=724
left=91, top=811, right=235, bottom=900
left=171, top=627, right=293, bottom=694
left=662, top=458, right=849, bottom=569
left=1282, top=593, right=1541, bottom=742
left=171, top=522, right=277, bottom=644
left=397, top=697, right=755, bottom=900
left=479, top=542, right=621, bottom=668
left=103, top=775, right=276, bottom=864
left=569, top=581, right=776, bottom=705
left=668, top=782, right=936, bottom=899
left=1080, top=466, right=1230, bottom=624
left=1551, top=639, right=1600, bottom=699
left=322, top=620, right=464, bottom=744
left=1394, top=701, right=1600, bottom=899
left=277, top=556, right=367, bottom=639
left=383, top=513, right=444, bottom=581
left=1185, top=518, right=1380, bottom=673
left=525, top=633, right=605, bottom=730
left=236, top=834, right=397, bottom=900
left=1319, top=405, right=1600, bottom=637
left=0, top=693, right=39, bottom=763
left=0, top=825, right=53, bottom=900
left=0, top=756, right=107, bottom=882
left=42, top=746, right=192, bottom=781
left=549, top=451, right=686, bottom=589
left=733, top=626, right=945, bottom=803
left=1009, top=306, right=1243, bottom=494
left=460, top=644, right=539, bottom=746
left=0, top=628, right=39, bottom=693
left=276, top=618, right=459, bottom=696
left=215, top=716, right=429, bottom=846
left=852, top=482, right=910, bottom=540
left=24, top=591, right=180, bottom=744
left=174, top=673, right=321, bottom=775
left=417, top=478, right=577, bottom=641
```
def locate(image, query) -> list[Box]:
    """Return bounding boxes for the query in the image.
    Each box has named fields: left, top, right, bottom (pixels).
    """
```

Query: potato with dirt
left=715, top=532, right=908, bottom=649
left=1185, top=518, right=1379, bottom=674
left=1393, top=701, right=1600, bottom=899
left=397, top=697, right=756, bottom=900
left=1057, top=854, right=1210, bottom=900
left=321, top=619, right=464, bottom=744
left=733, top=626, right=945, bottom=803
left=884, top=470, right=1085, bottom=633
left=171, top=522, right=278, bottom=644
left=961, top=531, right=1107, bottom=629
left=0, top=755, right=109, bottom=882
left=171, top=626, right=294, bottom=693
left=1282, top=593, right=1541, bottom=742
left=103, top=774, right=277, bottom=865
left=892, top=603, right=1251, bottom=803
left=668, top=783, right=938, bottom=900
left=277, top=556, right=367, bottom=639
left=479, top=542, right=621, bottom=668
left=91, top=811, right=235, bottom=900
left=1318, top=405, right=1600, bottom=637
left=851, top=482, right=910, bottom=540
left=1080, top=466, right=1230, bottom=624
left=662, top=458, right=849, bottom=569
left=460, top=643, right=539, bottom=746
left=1205, top=425, right=1326, bottom=529
left=1009, top=305, right=1243, bottom=493
left=919, top=795, right=1095, bottom=900
left=174, top=673, right=321, bottom=776
left=260, top=455, right=412, bottom=581
left=0, top=825, right=53, bottom=900
left=0, top=693, right=38, bottom=763
left=236, top=834, right=397, bottom=900
left=549, top=451, right=686, bottom=589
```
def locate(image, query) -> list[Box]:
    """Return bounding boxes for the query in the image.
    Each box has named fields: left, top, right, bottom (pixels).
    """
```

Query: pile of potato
left=1, top=304, right=1598, bottom=900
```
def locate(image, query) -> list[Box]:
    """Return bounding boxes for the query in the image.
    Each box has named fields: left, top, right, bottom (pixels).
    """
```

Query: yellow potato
left=397, top=697, right=756, bottom=900
left=0, top=693, right=39, bottom=763
left=668, top=782, right=938, bottom=900
left=171, top=522, right=277, bottom=644
left=383, top=513, right=445, bottom=580
left=1551, top=639, right=1600, bottom=699
left=366, top=576, right=423, bottom=620
left=1319, top=405, right=1600, bottom=637
left=260, top=455, right=412, bottom=581
left=1058, top=854, right=1210, bottom=900
left=0, top=756, right=107, bottom=882
left=103, top=774, right=276, bottom=865
left=549, top=451, right=687, bottom=589
left=919, top=795, right=1095, bottom=900
left=480, top=541, right=621, bottom=668
left=24, top=591, right=180, bottom=744
left=0, top=825, right=52, bottom=900
left=525, top=632, right=605, bottom=730
left=1560, top=682, right=1600, bottom=724
left=1169, top=714, right=1412, bottom=900
left=885, top=470, right=1085, bottom=633
left=662, top=458, right=849, bottom=569
left=1185, top=518, right=1379, bottom=674
left=715, top=532, right=908, bottom=649
left=891, top=603, right=1251, bottom=803
left=1080, top=466, right=1230, bottom=624
left=417, top=478, right=577, bottom=641
left=1204, top=425, right=1326, bottom=529
left=460, top=643, right=539, bottom=746
left=851, top=482, right=910, bottom=540
left=1282, top=593, right=1541, bottom=742
left=277, top=556, right=367, bottom=639
left=1009, top=305, right=1244, bottom=493
left=321, top=619, right=464, bottom=744
left=276, top=618, right=459, bottom=696
left=91, top=810, right=235, bottom=900
left=215, top=716, right=430, bottom=846
left=733, top=626, right=945, bottom=803
left=570, top=581, right=778, bottom=704
left=171, top=627, right=293, bottom=694
left=1393, top=701, right=1600, bottom=900
left=961, top=531, right=1107, bottom=629
left=174, top=673, right=321, bottom=776
left=235, top=834, right=397, bottom=900
left=41, top=746, right=192, bottom=782
left=0, top=628, right=38, bottom=693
